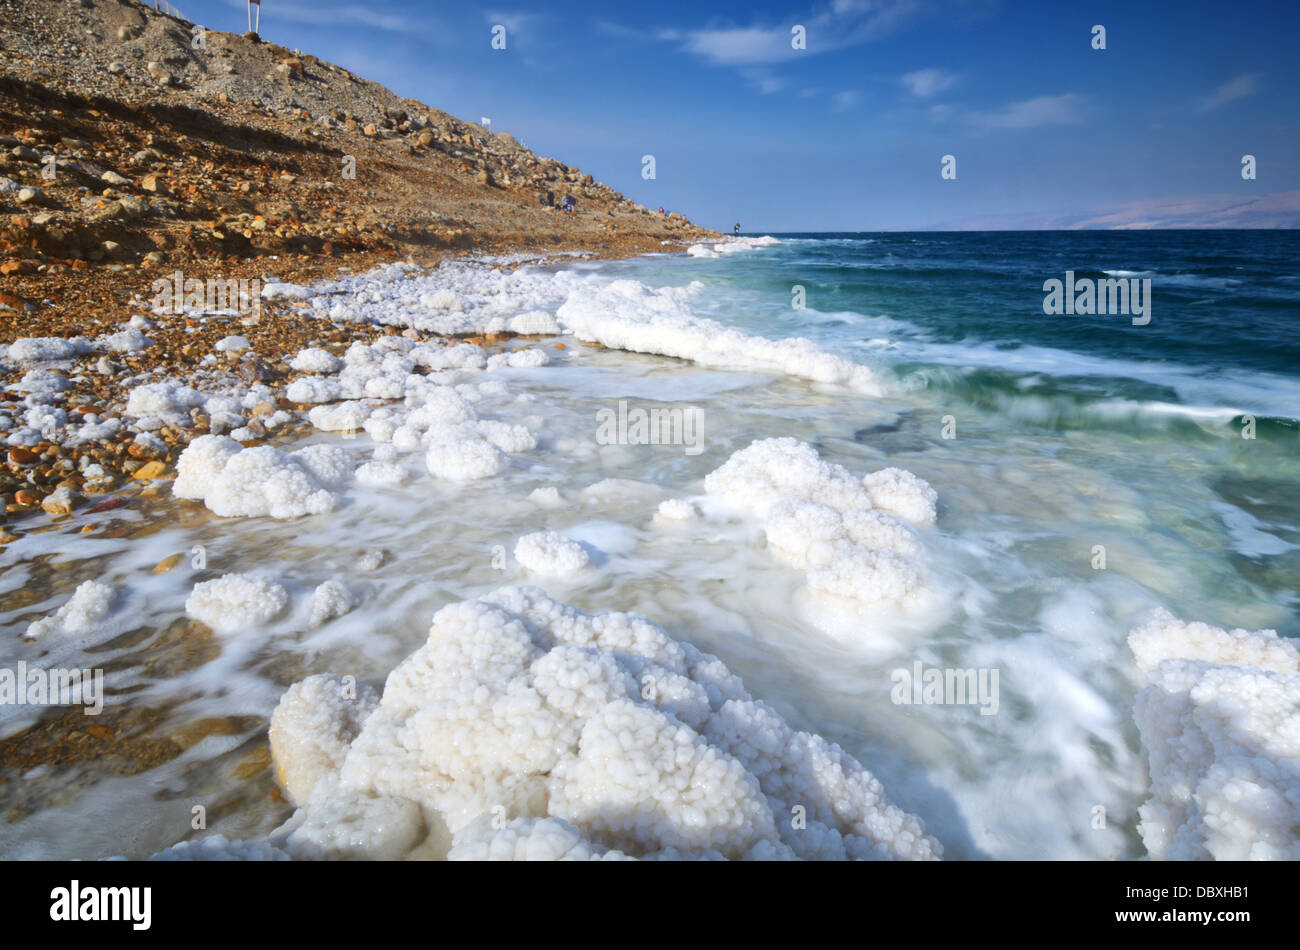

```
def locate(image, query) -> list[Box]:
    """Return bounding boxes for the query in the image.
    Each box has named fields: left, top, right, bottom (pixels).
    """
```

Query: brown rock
left=127, top=441, right=166, bottom=461
left=152, top=553, right=184, bottom=574
left=132, top=460, right=168, bottom=481
left=42, top=490, right=78, bottom=516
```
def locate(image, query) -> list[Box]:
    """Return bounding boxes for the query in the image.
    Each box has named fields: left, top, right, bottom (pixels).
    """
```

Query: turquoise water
left=598, top=231, right=1300, bottom=634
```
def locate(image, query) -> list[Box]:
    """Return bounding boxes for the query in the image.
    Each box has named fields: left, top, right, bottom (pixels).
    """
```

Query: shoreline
left=0, top=241, right=722, bottom=533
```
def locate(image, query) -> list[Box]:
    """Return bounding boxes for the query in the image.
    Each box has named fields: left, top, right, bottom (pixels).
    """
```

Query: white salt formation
left=425, top=435, right=504, bottom=481
left=260, top=282, right=312, bottom=301
left=22, top=580, right=116, bottom=641
left=289, top=347, right=343, bottom=374
left=215, top=335, right=250, bottom=352
left=265, top=586, right=941, bottom=861
left=513, top=531, right=589, bottom=576
left=185, top=573, right=289, bottom=634
left=507, top=311, right=560, bottom=335
left=448, top=817, right=631, bottom=861
left=172, top=435, right=348, bottom=518
left=98, top=329, right=153, bottom=353
left=528, top=486, right=563, bottom=508
left=655, top=498, right=698, bottom=522
left=557, top=280, right=881, bottom=394
left=1129, top=610, right=1300, bottom=860
left=286, top=377, right=341, bottom=404
left=269, top=674, right=380, bottom=804
left=308, top=580, right=355, bottom=628
left=705, top=438, right=935, bottom=611
left=278, top=338, right=540, bottom=485
left=125, top=380, right=205, bottom=418
left=5, top=336, right=95, bottom=363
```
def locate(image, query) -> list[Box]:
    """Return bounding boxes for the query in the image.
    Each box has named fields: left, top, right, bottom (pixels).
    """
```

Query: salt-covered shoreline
left=2, top=237, right=1296, bottom=862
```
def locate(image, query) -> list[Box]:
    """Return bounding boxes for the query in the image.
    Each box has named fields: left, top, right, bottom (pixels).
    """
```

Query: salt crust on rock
left=704, top=438, right=935, bottom=609
left=290, top=347, right=344, bottom=374
left=1129, top=610, right=1300, bottom=860
left=263, top=586, right=941, bottom=861
left=508, top=311, right=560, bottom=335
left=269, top=674, right=380, bottom=805
left=513, top=531, right=589, bottom=576
left=448, top=816, right=632, bottom=861
left=125, top=380, right=205, bottom=418
left=282, top=337, right=536, bottom=485
left=308, top=579, right=355, bottom=628
left=185, top=572, right=289, bottom=634
left=6, top=337, right=95, bottom=363
left=172, top=435, right=348, bottom=518
left=23, top=580, right=116, bottom=641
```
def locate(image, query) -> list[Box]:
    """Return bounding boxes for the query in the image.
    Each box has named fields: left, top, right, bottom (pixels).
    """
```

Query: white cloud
left=831, top=90, right=862, bottom=112
left=683, top=26, right=796, bottom=65
left=966, top=93, right=1086, bottom=129
left=1200, top=74, right=1261, bottom=111
left=675, top=0, right=925, bottom=65
left=901, top=67, right=957, bottom=98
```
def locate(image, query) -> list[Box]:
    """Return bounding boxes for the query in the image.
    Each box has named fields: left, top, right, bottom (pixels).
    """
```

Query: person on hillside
left=734, top=222, right=741, bottom=235
left=563, top=194, right=576, bottom=215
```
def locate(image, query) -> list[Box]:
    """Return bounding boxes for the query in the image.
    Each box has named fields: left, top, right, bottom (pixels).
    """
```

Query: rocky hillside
left=0, top=0, right=716, bottom=328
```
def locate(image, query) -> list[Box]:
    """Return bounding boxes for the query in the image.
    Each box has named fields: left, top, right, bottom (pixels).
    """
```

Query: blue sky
left=188, top=0, right=1298, bottom=230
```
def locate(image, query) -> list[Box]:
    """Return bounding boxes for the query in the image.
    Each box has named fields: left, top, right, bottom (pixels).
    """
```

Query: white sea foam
left=558, top=280, right=882, bottom=394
